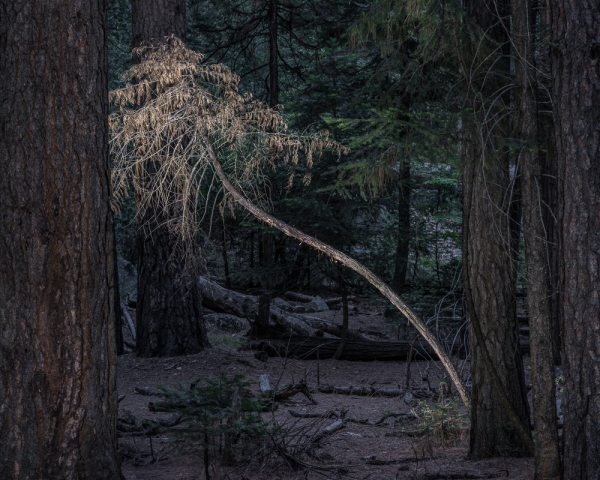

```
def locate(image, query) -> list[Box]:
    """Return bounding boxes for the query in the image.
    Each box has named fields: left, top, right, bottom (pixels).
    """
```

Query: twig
left=134, top=386, right=164, bottom=397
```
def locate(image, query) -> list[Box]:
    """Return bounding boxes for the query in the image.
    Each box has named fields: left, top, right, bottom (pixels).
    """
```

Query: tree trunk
left=461, top=0, right=533, bottom=458
left=132, top=0, right=186, bottom=62
left=268, top=0, right=279, bottom=108
left=540, top=144, right=561, bottom=366
left=261, top=0, right=279, bottom=303
left=392, top=160, right=411, bottom=294
left=0, top=1, right=121, bottom=477
left=514, top=0, right=560, bottom=476
left=131, top=0, right=209, bottom=356
left=463, top=140, right=532, bottom=458
left=551, top=0, right=600, bottom=477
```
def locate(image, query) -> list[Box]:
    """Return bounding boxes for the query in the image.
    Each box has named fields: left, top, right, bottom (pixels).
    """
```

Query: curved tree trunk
left=0, top=1, right=121, bottom=477
left=461, top=0, right=533, bottom=458
left=551, top=0, right=600, bottom=477
left=131, top=0, right=209, bottom=356
left=206, top=143, right=471, bottom=410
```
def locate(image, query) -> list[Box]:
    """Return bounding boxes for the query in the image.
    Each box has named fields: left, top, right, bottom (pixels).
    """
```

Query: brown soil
left=118, top=298, right=535, bottom=480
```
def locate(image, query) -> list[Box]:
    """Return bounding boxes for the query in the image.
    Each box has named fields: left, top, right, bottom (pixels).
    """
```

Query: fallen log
left=198, top=276, right=366, bottom=339
left=198, top=276, right=312, bottom=336
left=288, top=409, right=343, bottom=419
left=134, top=387, right=164, bottom=397
left=305, top=419, right=344, bottom=456
left=285, top=291, right=314, bottom=303
left=362, top=455, right=436, bottom=466
left=272, top=381, right=317, bottom=404
left=289, top=409, right=416, bottom=426
left=411, top=472, right=505, bottom=480
left=316, top=384, right=404, bottom=397
left=324, top=295, right=357, bottom=307
left=285, top=291, right=358, bottom=307
left=245, top=336, right=430, bottom=361
left=244, top=333, right=530, bottom=362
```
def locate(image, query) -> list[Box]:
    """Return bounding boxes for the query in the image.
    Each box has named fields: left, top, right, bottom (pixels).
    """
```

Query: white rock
left=306, top=296, right=329, bottom=312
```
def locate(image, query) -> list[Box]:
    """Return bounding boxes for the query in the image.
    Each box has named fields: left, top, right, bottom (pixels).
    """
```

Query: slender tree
left=461, top=0, right=533, bottom=457
left=551, top=0, right=600, bottom=477
left=391, top=157, right=411, bottom=293
left=513, top=0, right=560, bottom=476
left=130, top=0, right=209, bottom=356
left=0, top=0, right=121, bottom=477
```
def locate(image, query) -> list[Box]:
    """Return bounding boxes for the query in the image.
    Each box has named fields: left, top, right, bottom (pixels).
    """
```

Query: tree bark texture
left=551, top=1, right=600, bottom=477
left=463, top=139, right=532, bottom=458
left=0, top=1, right=121, bottom=477
left=131, top=0, right=209, bottom=356
left=462, top=0, right=533, bottom=458
left=392, top=161, right=411, bottom=294
left=535, top=0, right=562, bottom=366
left=513, top=0, right=560, bottom=476
left=132, top=0, right=186, bottom=61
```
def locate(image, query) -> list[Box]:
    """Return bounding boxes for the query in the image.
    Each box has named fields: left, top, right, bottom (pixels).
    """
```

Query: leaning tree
left=0, top=0, right=121, bottom=477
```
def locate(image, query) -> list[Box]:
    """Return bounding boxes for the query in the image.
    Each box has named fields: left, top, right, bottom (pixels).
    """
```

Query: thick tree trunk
left=0, top=1, right=121, bottom=477
left=131, top=0, right=209, bottom=356
left=461, top=0, right=533, bottom=458
left=463, top=140, right=532, bottom=458
left=392, top=161, right=411, bottom=294
left=551, top=1, right=600, bottom=477
left=540, top=146, right=561, bottom=366
left=132, top=0, right=186, bottom=61
left=514, top=0, right=560, bottom=476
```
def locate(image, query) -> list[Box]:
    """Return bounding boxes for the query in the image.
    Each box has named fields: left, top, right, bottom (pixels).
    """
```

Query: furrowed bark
left=0, top=0, right=121, bottom=476
left=131, top=0, right=209, bottom=356
left=551, top=0, right=600, bottom=476
left=461, top=0, right=534, bottom=458
left=514, top=0, right=560, bottom=476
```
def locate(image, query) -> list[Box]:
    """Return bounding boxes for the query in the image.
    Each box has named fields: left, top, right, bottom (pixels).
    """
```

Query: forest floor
left=117, top=296, right=535, bottom=480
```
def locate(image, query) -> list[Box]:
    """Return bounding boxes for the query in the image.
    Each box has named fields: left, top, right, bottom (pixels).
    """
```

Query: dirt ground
left=117, top=298, right=535, bottom=480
